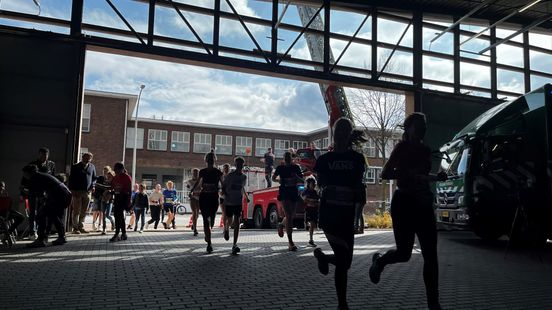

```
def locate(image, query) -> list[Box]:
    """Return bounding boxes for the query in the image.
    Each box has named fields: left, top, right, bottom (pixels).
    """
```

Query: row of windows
left=126, top=128, right=310, bottom=157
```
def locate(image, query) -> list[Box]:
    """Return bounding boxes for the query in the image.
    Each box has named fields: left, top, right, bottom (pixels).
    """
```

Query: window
left=193, top=133, right=212, bottom=153
left=321, top=138, right=330, bottom=149
left=141, top=174, right=157, bottom=188
left=215, top=135, right=232, bottom=155
left=293, top=141, right=308, bottom=150
left=235, top=136, right=252, bottom=156
left=171, top=131, right=190, bottom=152
left=378, top=139, right=396, bottom=159
left=147, top=129, right=168, bottom=151
left=255, top=138, right=272, bottom=157
left=313, top=139, right=322, bottom=149
left=363, top=138, right=376, bottom=157
left=274, top=139, right=290, bottom=158
left=82, top=104, right=91, bottom=132
left=126, top=128, right=144, bottom=149
left=364, top=167, right=376, bottom=184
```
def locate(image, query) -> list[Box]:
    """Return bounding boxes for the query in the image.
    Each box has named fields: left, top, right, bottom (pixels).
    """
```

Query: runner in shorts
left=301, top=177, right=320, bottom=247
left=221, top=157, right=248, bottom=255
left=190, top=152, right=223, bottom=253
left=272, top=151, right=303, bottom=251
left=186, top=169, right=201, bottom=236
left=218, top=164, right=230, bottom=228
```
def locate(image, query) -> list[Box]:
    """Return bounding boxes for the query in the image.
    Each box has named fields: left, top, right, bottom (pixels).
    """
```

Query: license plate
left=441, top=211, right=449, bottom=218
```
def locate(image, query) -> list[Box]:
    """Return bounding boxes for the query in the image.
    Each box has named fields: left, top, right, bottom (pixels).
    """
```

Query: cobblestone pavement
left=1, top=217, right=552, bottom=310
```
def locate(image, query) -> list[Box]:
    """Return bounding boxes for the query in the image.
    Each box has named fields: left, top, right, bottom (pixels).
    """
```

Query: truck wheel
left=267, top=205, right=279, bottom=229
left=253, top=207, right=263, bottom=229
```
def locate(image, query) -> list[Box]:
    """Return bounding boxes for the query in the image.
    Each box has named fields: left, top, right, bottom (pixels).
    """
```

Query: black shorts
left=225, top=204, right=242, bottom=218
left=305, top=208, right=319, bottom=223
left=199, top=193, right=219, bottom=219
left=163, top=205, right=173, bottom=213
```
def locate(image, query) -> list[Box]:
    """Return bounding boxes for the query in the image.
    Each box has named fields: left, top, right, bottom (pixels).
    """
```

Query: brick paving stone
left=1, top=225, right=552, bottom=310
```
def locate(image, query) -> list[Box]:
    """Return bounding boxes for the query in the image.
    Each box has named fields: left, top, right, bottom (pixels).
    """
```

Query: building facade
left=81, top=90, right=399, bottom=203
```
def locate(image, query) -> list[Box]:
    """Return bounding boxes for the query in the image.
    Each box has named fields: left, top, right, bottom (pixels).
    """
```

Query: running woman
left=218, top=164, right=231, bottom=228
left=186, top=169, right=200, bottom=236
left=162, top=181, right=178, bottom=229
left=369, top=113, right=446, bottom=310
left=146, top=184, right=163, bottom=229
left=221, top=157, right=248, bottom=255
left=110, top=162, right=132, bottom=242
left=190, top=152, right=223, bottom=253
left=312, top=117, right=367, bottom=310
left=301, top=177, right=320, bottom=247
left=272, top=151, right=303, bottom=251
left=131, top=183, right=149, bottom=233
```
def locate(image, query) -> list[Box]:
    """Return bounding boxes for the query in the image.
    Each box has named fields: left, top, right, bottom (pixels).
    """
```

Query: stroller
left=0, top=197, right=17, bottom=247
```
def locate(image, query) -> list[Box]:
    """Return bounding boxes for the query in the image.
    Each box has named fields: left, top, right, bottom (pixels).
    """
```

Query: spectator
left=1, top=181, right=25, bottom=241
left=110, top=162, right=132, bottom=242
left=262, top=147, right=275, bottom=188
left=95, top=166, right=115, bottom=235
left=23, top=165, right=71, bottom=248
left=20, top=147, right=56, bottom=240
left=68, top=152, right=96, bottom=234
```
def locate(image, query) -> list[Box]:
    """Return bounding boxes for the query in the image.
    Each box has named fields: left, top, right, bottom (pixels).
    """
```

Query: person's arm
left=189, top=178, right=201, bottom=197
left=51, top=161, right=57, bottom=176
left=271, top=167, right=279, bottom=182
left=380, top=145, right=402, bottom=180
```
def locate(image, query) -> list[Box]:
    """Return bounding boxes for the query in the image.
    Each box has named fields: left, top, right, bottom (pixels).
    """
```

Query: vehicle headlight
left=457, top=195, right=464, bottom=206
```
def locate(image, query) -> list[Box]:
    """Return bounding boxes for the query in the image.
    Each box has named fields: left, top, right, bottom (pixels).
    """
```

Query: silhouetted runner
left=312, top=118, right=367, bottom=310
left=369, top=113, right=447, bottom=310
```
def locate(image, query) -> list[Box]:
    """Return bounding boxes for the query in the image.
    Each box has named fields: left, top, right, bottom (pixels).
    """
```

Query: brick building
left=81, top=90, right=399, bottom=203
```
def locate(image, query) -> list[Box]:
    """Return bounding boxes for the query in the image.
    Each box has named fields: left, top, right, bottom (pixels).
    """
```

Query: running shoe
left=313, top=248, right=329, bottom=275
left=206, top=244, right=213, bottom=253
left=138, top=230, right=143, bottom=234
left=232, top=245, right=240, bottom=255
left=277, top=223, right=284, bottom=238
left=101, top=231, right=106, bottom=235
left=109, top=235, right=120, bottom=242
left=27, top=239, right=46, bottom=248
left=369, top=252, right=383, bottom=284
left=193, top=230, right=198, bottom=236
left=121, top=234, right=128, bottom=241
left=223, top=229, right=229, bottom=241
left=308, top=240, right=316, bottom=247
left=289, top=244, right=298, bottom=252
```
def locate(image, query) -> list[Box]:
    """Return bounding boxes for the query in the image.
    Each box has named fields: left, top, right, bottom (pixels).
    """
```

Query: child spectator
left=302, top=177, right=320, bottom=247
left=131, top=183, right=149, bottom=233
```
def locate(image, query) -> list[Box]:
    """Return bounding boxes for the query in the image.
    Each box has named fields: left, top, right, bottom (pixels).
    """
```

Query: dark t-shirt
left=199, top=168, right=223, bottom=193
left=302, top=188, right=320, bottom=208
left=264, top=152, right=275, bottom=168
left=313, top=150, right=366, bottom=189
left=28, top=172, right=71, bottom=199
left=389, top=141, right=432, bottom=194
left=274, top=164, right=303, bottom=197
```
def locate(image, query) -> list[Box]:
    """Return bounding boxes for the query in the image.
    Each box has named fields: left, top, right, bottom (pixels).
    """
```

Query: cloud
left=85, top=51, right=327, bottom=132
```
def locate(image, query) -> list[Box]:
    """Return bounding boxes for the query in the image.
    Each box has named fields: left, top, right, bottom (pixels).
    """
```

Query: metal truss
left=0, top=0, right=551, bottom=99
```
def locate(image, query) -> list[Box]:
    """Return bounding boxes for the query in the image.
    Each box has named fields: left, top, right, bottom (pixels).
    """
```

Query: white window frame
left=147, top=129, right=168, bottom=151
left=322, top=137, right=330, bottom=149
left=274, top=139, right=290, bottom=158
left=126, top=127, right=144, bottom=149
left=235, top=136, right=253, bottom=156
left=79, top=147, right=89, bottom=159
left=292, top=141, right=308, bottom=150
left=255, top=138, right=272, bottom=157
left=313, top=139, right=322, bottom=149
left=215, top=135, right=233, bottom=155
left=82, top=103, right=91, bottom=132
left=378, top=139, right=396, bottom=159
left=171, top=131, right=190, bottom=152
left=193, top=133, right=212, bottom=154
left=364, top=138, right=376, bottom=158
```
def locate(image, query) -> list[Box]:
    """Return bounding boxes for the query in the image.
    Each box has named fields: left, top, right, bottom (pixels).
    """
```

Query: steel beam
left=371, top=6, right=378, bottom=79
left=168, top=0, right=211, bottom=55
left=323, top=0, right=330, bottom=74
left=377, top=19, right=412, bottom=79
left=70, top=0, right=84, bottom=37
left=147, top=0, right=155, bottom=46
left=490, top=26, right=497, bottom=99
left=105, top=0, right=146, bottom=45
left=330, top=12, right=370, bottom=72
left=430, top=0, right=494, bottom=43
left=213, top=0, right=221, bottom=56
left=523, top=31, right=531, bottom=93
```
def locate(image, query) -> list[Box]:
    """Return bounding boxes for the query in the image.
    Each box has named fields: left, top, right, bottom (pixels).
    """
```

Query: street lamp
left=132, top=84, right=145, bottom=186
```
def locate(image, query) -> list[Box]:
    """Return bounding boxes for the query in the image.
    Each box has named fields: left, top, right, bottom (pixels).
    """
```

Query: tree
left=348, top=60, right=405, bottom=211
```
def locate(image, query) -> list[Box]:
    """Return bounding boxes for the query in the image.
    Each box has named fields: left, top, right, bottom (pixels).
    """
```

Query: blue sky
left=1, top=0, right=551, bottom=131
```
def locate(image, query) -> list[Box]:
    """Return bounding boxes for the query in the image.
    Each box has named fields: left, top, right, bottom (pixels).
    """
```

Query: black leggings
left=378, top=190, right=439, bottom=306
left=113, top=194, right=128, bottom=235
left=147, top=205, right=161, bottom=228
left=199, top=193, right=218, bottom=229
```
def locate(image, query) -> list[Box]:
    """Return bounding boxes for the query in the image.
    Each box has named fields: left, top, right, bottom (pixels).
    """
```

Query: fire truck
left=241, top=6, right=353, bottom=229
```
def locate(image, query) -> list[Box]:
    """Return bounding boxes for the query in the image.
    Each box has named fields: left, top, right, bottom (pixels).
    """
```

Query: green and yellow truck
left=435, top=84, right=552, bottom=244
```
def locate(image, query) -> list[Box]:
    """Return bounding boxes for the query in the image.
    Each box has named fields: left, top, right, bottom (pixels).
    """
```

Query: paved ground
left=1, top=215, right=552, bottom=310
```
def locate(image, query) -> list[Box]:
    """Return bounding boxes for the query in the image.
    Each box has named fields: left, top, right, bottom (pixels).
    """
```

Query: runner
left=190, top=152, right=223, bottom=253
left=162, top=181, right=178, bottom=229
left=146, top=184, right=163, bottom=230
left=131, top=183, right=148, bottom=233
left=312, top=117, right=367, bottom=310
left=368, top=113, right=446, bottom=310
left=186, top=169, right=200, bottom=236
left=301, top=177, right=320, bottom=247
left=110, top=162, right=132, bottom=242
left=221, top=157, right=248, bottom=255
left=127, top=183, right=139, bottom=230
left=272, top=151, right=303, bottom=251
left=218, top=164, right=230, bottom=229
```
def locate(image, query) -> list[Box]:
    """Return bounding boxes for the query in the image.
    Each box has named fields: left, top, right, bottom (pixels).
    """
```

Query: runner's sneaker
left=313, top=248, right=329, bottom=275
left=369, top=252, right=383, bottom=284
left=223, top=229, right=229, bottom=241
left=289, top=244, right=298, bottom=252
left=232, top=245, right=240, bottom=255
left=109, top=235, right=120, bottom=242
left=138, top=230, right=143, bottom=234
left=277, top=223, right=284, bottom=238
left=30, top=233, right=39, bottom=240
left=193, top=230, right=198, bottom=236
left=27, top=239, right=46, bottom=248
left=206, top=244, right=213, bottom=254
left=121, top=234, right=128, bottom=241
left=308, top=240, right=316, bottom=247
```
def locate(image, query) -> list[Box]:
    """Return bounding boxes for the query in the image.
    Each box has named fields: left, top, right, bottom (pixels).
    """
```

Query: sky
left=1, top=0, right=552, bottom=131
